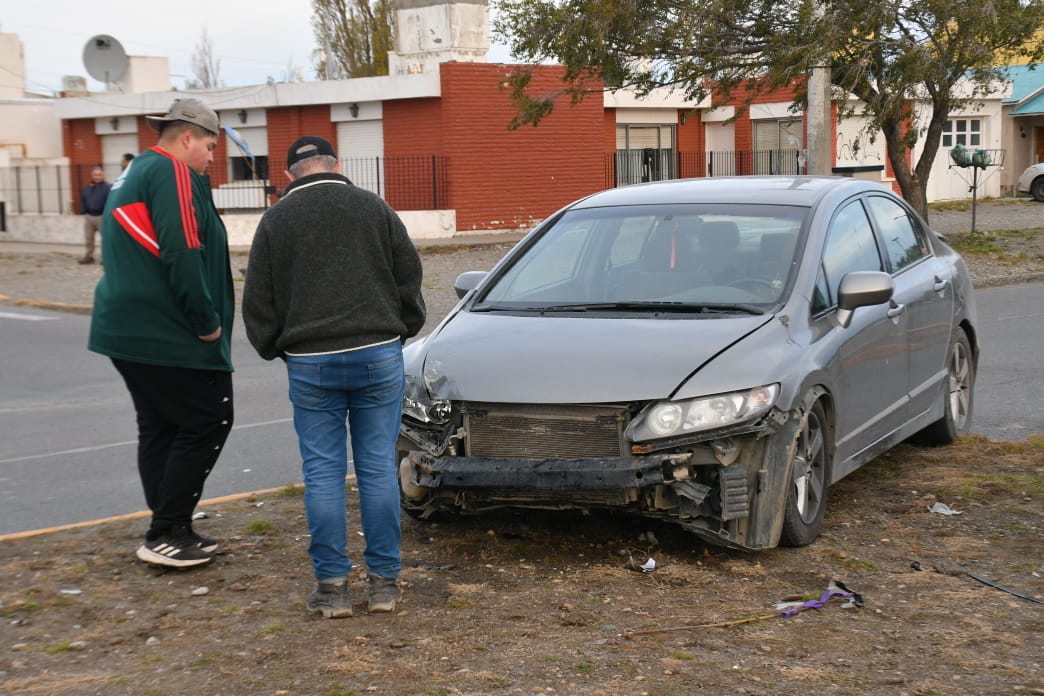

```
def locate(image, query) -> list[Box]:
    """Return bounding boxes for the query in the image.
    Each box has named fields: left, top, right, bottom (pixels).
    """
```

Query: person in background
left=120, top=152, right=135, bottom=171
left=78, top=167, right=110, bottom=264
left=242, top=135, right=425, bottom=617
left=88, top=98, right=235, bottom=569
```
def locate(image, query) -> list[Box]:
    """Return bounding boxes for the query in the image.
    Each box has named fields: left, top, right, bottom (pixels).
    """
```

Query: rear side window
left=814, top=200, right=883, bottom=312
left=864, top=195, right=930, bottom=273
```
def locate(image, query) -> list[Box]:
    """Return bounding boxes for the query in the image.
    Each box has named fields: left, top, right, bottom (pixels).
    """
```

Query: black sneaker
left=307, top=579, right=352, bottom=618
left=367, top=572, right=398, bottom=613
left=136, top=531, right=213, bottom=568
left=188, top=528, right=219, bottom=553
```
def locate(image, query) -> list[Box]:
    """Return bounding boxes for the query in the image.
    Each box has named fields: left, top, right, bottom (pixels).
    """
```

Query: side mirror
left=835, top=271, right=893, bottom=328
left=453, top=271, right=488, bottom=300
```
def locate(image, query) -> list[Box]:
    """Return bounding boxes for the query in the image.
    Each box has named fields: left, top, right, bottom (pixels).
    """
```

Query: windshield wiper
left=510, top=302, right=765, bottom=315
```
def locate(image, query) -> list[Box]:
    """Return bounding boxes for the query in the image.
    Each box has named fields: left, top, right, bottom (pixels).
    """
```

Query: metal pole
left=431, top=155, right=437, bottom=209
left=971, top=166, right=978, bottom=234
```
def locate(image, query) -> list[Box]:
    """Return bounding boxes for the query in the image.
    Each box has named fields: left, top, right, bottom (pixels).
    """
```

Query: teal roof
left=998, top=64, right=1044, bottom=116
left=1001, top=64, right=1044, bottom=102
left=1011, top=90, right=1044, bottom=115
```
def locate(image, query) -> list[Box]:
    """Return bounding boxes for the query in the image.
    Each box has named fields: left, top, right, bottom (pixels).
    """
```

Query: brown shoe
left=78, top=256, right=94, bottom=265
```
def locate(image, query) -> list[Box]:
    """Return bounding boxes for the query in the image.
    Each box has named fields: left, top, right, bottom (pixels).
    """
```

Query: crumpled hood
left=415, top=310, right=771, bottom=403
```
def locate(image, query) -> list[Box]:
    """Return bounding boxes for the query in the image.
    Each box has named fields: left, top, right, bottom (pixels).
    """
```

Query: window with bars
left=753, top=119, right=804, bottom=175
left=614, top=125, right=676, bottom=185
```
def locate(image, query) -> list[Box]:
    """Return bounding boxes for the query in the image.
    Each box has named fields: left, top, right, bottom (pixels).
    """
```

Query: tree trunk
left=882, top=120, right=930, bottom=222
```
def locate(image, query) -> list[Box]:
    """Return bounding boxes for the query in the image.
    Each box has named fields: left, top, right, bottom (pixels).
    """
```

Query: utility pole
left=806, top=1, right=832, bottom=175
left=807, top=66, right=832, bottom=175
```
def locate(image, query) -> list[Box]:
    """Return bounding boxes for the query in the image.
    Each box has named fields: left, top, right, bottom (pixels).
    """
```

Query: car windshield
left=477, top=203, right=808, bottom=311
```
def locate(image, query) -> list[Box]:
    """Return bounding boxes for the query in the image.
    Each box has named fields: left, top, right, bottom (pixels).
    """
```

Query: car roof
left=569, top=176, right=891, bottom=210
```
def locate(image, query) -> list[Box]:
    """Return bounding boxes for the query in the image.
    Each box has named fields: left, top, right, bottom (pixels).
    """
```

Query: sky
left=3, top=0, right=511, bottom=96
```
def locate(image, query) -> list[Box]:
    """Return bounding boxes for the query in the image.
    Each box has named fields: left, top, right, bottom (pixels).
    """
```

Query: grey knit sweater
left=242, top=172, right=426, bottom=360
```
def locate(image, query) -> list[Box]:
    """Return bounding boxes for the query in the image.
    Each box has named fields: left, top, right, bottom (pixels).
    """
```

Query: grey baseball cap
left=146, top=98, right=220, bottom=135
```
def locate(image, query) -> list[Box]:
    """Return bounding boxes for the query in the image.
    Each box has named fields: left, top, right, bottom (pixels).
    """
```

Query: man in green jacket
left=89, top=98, right=234, bottom=569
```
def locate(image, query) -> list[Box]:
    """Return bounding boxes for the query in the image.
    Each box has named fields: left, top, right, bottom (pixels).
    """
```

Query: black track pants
left=112, top=359, right=234, bottom=538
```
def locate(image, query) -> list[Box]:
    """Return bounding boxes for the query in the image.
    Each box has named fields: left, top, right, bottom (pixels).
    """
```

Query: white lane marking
left=0, top=311, right=60, bottom=321
left=0, top=417, right=293, bottom=464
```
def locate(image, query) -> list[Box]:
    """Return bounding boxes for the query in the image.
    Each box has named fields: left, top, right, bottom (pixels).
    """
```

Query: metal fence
left=606, top=149, right=807, bottom=188
left=5, top=150, right=808, bottom=216
left=0, top=162, right=74, bottom=215
left=1, top=155, right=450, bottom=216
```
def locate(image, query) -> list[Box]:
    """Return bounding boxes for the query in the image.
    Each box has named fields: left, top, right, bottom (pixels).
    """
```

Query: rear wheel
left=917, top=327, right=974, bottom=445
left=780, top=400, right=831, bottom=547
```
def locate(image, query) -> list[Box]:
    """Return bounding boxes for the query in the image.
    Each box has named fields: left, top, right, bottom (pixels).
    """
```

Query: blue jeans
left=286, top=342, right=405, bottom=582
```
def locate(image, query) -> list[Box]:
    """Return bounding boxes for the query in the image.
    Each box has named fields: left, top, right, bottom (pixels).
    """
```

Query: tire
left=917, top=327, right=975, bottom=445
left=779, top=400, right=831, bottom=547
left=1032, top=177, right=1044, bottom=203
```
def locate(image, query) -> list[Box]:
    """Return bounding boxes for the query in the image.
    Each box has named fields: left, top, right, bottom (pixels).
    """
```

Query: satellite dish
left=83, top=34, right=129, bottom=85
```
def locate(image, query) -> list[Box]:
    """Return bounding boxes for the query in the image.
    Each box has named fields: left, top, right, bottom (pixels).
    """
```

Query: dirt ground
left=1, top=202, right=1042, bottom=696
left=1, top=437, right=1041, bottom=696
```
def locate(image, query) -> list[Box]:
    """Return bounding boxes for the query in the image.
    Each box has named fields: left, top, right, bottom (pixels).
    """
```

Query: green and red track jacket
left=88, top=146, right=234, bottom=372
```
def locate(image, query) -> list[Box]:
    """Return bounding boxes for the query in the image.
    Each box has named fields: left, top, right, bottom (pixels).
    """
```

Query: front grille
left=462, top=403, right=630, bottom=459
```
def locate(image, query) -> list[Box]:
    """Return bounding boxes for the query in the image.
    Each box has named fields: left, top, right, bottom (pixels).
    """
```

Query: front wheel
left=916, top=327, right=974, bottom=445
left=1032, top=177, right=1044, bottom=203
left=779, top=401, right=831, bottom=547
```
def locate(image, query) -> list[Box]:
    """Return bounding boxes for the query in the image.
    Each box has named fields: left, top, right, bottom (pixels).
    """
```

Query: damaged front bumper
left=399, top=417, right=790, bottom=550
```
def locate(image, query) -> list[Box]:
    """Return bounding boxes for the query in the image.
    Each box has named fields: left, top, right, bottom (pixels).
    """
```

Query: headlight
left=402, top=375, right=452, bottom=424
left=626, top=384, right=779, bottom=442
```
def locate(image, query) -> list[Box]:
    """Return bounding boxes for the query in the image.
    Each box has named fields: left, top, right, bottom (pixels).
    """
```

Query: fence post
left=431, top=155, right=437, bottom=209
left=56, top=165, right=64, bottom=214
left=375, top=156, right=382, bottom=198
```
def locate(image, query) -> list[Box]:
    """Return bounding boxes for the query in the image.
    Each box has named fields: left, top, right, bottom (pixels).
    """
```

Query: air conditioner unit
left=62, top=75, right=88, bottom=93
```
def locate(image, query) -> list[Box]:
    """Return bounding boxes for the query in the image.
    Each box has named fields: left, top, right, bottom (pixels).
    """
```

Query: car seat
left=695, top=220, right=741, bottom=283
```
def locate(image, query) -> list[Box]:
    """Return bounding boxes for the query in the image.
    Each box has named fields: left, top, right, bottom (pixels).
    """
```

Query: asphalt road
left=1, top=281, right=1042, bottom=536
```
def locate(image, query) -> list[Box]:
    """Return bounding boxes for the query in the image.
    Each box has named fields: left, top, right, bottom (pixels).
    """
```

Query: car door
left=816, top=198, right=909, bottom=468
left=864, top=195, right=955, bottom=421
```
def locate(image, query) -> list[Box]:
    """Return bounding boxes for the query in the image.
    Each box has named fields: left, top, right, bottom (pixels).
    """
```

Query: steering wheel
left=726, top=277, right=778, bottom=299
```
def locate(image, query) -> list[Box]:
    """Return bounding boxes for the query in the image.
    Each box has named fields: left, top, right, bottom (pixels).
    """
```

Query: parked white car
left=1017, top=162, right=1044, bottom=202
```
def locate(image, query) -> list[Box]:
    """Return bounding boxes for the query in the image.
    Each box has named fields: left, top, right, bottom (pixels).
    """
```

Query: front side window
left=864, top=195, right=929, bottom=272
left=816, top=200, right=883, bottom=310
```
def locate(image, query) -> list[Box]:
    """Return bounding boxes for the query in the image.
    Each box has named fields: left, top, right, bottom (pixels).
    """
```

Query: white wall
left=0, top=34, right=26, bottom=99
left=2, top=210, right=461, bottom=246
left=0, top=101, right=63, bottom=158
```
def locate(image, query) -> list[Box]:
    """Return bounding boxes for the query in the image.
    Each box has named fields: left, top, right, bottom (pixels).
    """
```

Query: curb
left=0, top=480, right=334, bottom=543
left=4, top=270, right=1042, bottom=317
left=971, top=270, right=1044, bottom=289
left=1, top=297, right=93, bottom=315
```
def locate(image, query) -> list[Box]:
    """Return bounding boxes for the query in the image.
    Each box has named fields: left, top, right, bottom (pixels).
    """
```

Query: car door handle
left=933, top=276, right=949, bottom=293
left=887, top=302, right=905, bottom=319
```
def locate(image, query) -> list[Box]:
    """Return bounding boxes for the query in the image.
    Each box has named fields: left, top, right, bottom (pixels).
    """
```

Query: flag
left=222, top=124, right=255, bottom=173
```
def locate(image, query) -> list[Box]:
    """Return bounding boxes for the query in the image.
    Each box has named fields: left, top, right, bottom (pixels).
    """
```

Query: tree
left=188, top=27, right=222, bottom=89
left=311, top=0, right=395, bottom=78
left=492, top=0, right=1044, bottom=218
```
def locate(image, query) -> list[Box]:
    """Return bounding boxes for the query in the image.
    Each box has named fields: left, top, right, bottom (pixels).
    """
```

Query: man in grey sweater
left=243, top=135, right=425, bottom=618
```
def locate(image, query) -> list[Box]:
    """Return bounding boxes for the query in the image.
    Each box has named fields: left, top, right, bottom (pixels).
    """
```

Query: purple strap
left=782, top=580, right=863, bottom=618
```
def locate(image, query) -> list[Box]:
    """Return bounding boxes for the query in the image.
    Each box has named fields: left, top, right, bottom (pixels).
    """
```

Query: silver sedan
left=398, top=176, right=978, bottom=550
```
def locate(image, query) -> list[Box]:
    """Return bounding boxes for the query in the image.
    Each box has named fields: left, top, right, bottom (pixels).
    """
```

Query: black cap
left=287, top=136, right=337, bottom=168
